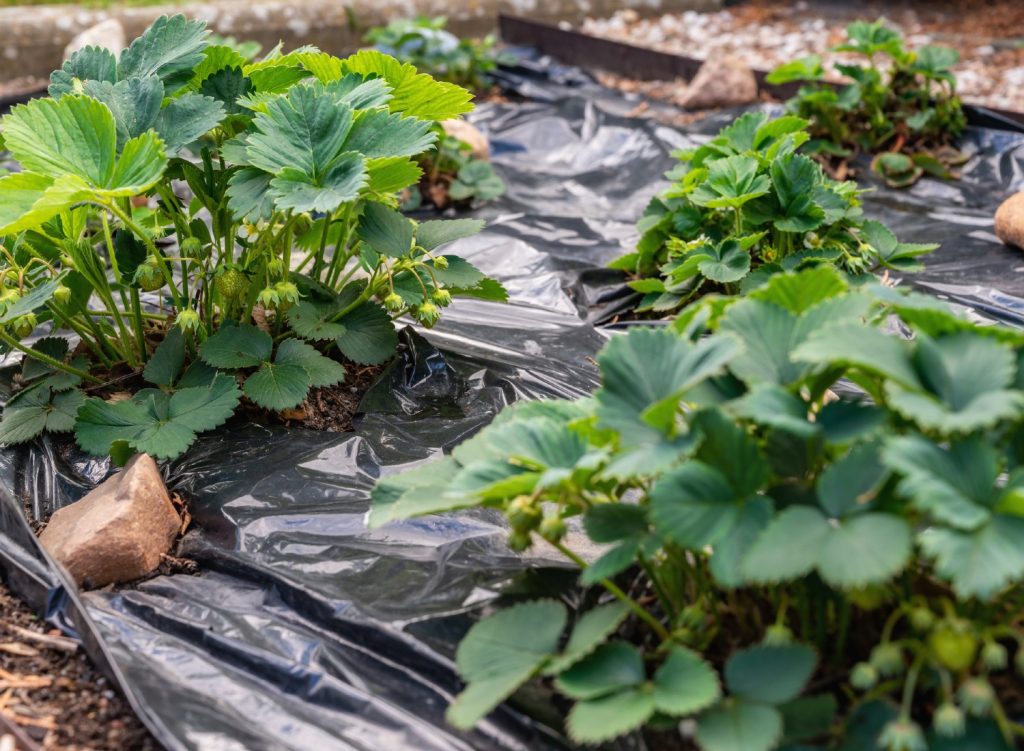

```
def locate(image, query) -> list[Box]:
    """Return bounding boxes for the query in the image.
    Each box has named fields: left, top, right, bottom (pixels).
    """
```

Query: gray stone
left=63, top=18, right=126, bottom=60
left=38, top=454, right=180, bottom=590
left=996, top=192, right=1024, bottom=250
left=675, top=56, right=758, bottom=110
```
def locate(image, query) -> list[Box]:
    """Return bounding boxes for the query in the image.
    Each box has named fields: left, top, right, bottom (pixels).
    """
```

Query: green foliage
left=371, top=268, right=1024, bottom=748
left=0, top=15, right=504, bottom=461
left=766, top=20, right=967, bottom=187
left=614, top=112, right=935, bottom=313
left=365, top=15, right=506, bottom=93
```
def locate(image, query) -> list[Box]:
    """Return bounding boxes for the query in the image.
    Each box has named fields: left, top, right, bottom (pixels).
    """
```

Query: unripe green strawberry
left=909, top=606, right=935, bottom=633
left=134, top=259, right=165, bottom=292
left=507, top=530, right=532, bottom=552
left=53, top=284, right=71, bottom=305
left=416, top=301, right=440, bottom=328
left=850, top=662, right=878, bottom=690
left=981, top=640, right=1008, bottom=671
left=932, top=702, right=965, bottom=738
left=538, top=515, right=566, bottom=543
left=215, top=267, right=249, bottom=301
left=929, top=621, right=978, bottom=672
left=507, top=496, right=541, bottom=532
left=878, top=719, right=926, bottom=751
left=432, top=255, right=449, bottom=270
left=59, top=253, right=75, bottom=268
left=433, top=288, right=452, bottom=307
left=10, top=313, right=36, bottom=339
left=958, top=677, right=995, bottom=717
left=176, top=308, right=201, bottom=333
left=384, top=292, right=405, bottom=313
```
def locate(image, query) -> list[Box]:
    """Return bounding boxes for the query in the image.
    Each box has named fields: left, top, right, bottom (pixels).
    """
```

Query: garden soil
left=0, top=58, right=1023, bottom=751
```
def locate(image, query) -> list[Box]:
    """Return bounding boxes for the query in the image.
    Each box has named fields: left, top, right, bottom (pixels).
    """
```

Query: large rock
left=995, top=192, right=1024, bottom=250
left=63, top=18, right=126, bottom=60
left=38, top=454, right=180, bottom=589
left=441, top=119, right=490, bottom=161
left=675, top=56, right=759, bottom=111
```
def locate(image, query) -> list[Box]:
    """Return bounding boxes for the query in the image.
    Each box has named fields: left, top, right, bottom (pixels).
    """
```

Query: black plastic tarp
left=1, top=57, right=1024, bottom=751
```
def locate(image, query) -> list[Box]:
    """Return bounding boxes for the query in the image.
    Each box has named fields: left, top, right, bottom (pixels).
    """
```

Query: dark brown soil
left=0, top=583, right=158, bottom=751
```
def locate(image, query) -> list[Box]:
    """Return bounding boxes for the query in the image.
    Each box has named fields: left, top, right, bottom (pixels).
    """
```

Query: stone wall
left=0, top=0, right=720, bottom=82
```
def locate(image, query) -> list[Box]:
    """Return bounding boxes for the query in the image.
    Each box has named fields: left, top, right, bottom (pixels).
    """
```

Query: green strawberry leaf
left=447, top=600, right=566, bottom=729
left=650, top=461, right=741, bottom=548
left=566, top=689, right=656, bottom=745
left=545, top=603, right=631, bottom=675
left=652, top=647, right=722, bottom=715
left=274, top=338, right=346, bottom=388
left=416, top=218, right=485, bottom=250
left=340, top=49, right=474, bottom=120
left=697, top=701, right=784, bottom=751
left=698, top=240, right=751, bottom=284
left=200, top=322, right=273, bottom=368
left=357, top=202, right=414, bottom=257
left=345, top=108, right=436, bottom=159
left=242, top=361, right=310, bottom=411
left=919, top=515, right=1024, bottom=600
left=0, top=387, right=84, bottom=444
left=143, top=326, right=185, bottom=387
left=725, top=644, right=817, bottom=705
left=49, top=45, right=117, bottom=96
left=118, top=14, right=210, bottom=95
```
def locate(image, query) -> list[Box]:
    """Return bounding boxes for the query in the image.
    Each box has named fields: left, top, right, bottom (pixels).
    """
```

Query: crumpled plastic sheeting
left=1, top=58, right=1024, bottom=751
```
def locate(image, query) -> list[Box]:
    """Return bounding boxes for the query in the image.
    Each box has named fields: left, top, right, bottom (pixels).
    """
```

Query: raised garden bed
left=1, top=8, right=1024, bottom=751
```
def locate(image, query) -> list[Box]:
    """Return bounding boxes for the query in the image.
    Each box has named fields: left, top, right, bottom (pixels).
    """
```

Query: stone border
left=0, top=0, right=719, bottom=82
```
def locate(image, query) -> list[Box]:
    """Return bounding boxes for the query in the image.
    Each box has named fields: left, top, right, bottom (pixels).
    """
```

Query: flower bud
left=432, top=255, right=449, bottom=270
left=879, top=718, right=927, bottom=751
left=932, top=702, right=965, bottom=738
left=176, top=308, right=201, bottom=333
left=53, top=284, right=71, bottom=305
left=850, top=662, right=878, bottom=691
left=507, top=496, right=541, bottom=532
left=0, top=289, right=20, bottom=308
left=273, top=281, right=299, bottom=311
left=981, top=640, right=1008, bottom=671
left=763, top=623, right=794, bottom=646
left=958, top=677, right=995, bottom=717
left=384, top=292, right=405, bottom=313
left=257, top=286, right=280, bottom=310
left=416, top=301, right=440, bottom=328
left=180, top=237, right=205, bottom=259
left=870, top=643, right=905, bottom=677
left=267, top=258, right=285, bottom=277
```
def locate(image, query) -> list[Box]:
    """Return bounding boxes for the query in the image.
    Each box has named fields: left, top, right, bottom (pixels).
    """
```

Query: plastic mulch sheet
left=1, top=57, right=1023, bottom=751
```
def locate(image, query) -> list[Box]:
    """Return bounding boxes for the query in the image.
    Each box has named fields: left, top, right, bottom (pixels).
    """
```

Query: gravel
left=580, top=1, right=1024, bottom=112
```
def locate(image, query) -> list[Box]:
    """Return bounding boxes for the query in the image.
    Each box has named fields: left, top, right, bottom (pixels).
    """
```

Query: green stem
left=130, top=288, right=148, bottom=363
left=0, top=329, right=102, bottom=384
left=106, top=202, right=184, bottom=311
left=552, top=540, right=672, bottom=643
left=47, top=304, right=113, bottom=367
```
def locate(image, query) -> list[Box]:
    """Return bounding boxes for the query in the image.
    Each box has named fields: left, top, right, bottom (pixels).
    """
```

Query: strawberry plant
left=0, top=14, right=505, bottom=461
left=614, top=112, right=935, bottom=313
left=372, top=267, right=1024, bottom=750
left=766, top=20, right=967, bottom=187
left=367, top=16, right=507, bottom=210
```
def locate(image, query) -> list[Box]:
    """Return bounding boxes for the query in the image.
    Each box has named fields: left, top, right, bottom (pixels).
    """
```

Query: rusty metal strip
left=497, top=13, right=1024, bottom=129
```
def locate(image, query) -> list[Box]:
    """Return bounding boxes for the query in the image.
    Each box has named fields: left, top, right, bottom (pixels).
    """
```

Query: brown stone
left=675, top=56, right=759, bottom=111
left=442, top=119, right=491, bottom=161
left=38, top=454, right=180, bottom=590
left=995, top=192, right=1024, bottom=250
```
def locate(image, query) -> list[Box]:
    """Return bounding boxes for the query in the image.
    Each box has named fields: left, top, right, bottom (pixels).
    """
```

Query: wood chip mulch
left=0, top=583, right=157, bottom=751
